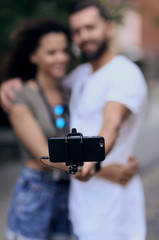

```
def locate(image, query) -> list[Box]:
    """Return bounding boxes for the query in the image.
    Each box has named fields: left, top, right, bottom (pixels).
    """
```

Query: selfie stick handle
left=65, top=128, right=84, bottom=174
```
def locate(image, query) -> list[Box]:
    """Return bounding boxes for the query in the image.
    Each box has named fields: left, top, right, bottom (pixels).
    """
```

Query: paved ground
left=142, top=165, right=159, bottom=240
left=135, top=82, right=159, bottom=239
left=0, top=82, right=159, bottom=239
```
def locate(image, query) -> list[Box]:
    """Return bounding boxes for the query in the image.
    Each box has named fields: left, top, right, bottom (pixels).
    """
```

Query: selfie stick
left=65, top=128, right=84, bottom=174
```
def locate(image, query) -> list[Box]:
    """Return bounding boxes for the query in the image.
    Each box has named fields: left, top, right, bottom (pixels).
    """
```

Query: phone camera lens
left=99, top=140, right=104, bottom=147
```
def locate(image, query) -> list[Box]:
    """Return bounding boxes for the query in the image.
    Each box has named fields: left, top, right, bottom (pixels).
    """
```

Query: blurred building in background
left=139, top=0, right=159, bottom=82
left=102, top=0, right=159, bottom=82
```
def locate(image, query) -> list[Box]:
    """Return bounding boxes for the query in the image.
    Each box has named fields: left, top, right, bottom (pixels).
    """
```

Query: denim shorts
left=6, top=166, right=72, bottom=240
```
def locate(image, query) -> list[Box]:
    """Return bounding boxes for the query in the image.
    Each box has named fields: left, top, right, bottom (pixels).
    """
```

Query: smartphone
left=48, top=136, right=105, bottom=165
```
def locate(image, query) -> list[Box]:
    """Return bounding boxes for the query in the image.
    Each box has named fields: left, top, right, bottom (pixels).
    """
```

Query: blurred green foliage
left=154, top=16, right=159, bottom=28
left=0, top=0, right=77, bottom=54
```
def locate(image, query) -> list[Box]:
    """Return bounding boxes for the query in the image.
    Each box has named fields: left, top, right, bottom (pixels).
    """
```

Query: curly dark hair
left=2, top=18, right=71, bottom=82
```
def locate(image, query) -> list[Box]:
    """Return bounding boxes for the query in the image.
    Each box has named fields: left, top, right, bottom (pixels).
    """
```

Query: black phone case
left=48, top=136, right=105, bottom=163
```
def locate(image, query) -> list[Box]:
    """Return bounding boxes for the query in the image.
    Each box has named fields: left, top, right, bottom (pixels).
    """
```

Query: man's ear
left=29, top=53, right=38, bottom=64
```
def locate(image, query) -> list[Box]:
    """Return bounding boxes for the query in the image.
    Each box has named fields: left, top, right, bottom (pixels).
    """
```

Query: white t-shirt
left=64, top=56, right=148, bottom=240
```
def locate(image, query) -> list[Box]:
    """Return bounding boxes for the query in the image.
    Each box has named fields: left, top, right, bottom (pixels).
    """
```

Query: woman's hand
left=0, top=78, right=23, bottom=112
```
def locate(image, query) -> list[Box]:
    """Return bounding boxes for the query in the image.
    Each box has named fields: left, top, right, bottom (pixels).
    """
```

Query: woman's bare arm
left=9, top=104, right=69, bottom=172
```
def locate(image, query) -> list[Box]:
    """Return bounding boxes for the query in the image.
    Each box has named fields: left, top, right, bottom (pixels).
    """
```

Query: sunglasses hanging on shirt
left=37, top=81, right=69, bottom=131
left=54, top=105, right=68, bottom=129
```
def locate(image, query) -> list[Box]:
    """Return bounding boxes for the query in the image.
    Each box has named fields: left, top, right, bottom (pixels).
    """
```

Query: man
left=64, top=1, right=147, bottom=240
left=0, top=1, right=147, bottom=239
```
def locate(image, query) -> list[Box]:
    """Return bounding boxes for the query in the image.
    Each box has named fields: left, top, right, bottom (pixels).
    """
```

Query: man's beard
left=81, top=39, right=109, bottom=62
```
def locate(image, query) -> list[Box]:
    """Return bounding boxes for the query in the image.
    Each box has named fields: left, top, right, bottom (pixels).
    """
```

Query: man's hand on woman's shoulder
left=0, top=78, right=23, bottom=112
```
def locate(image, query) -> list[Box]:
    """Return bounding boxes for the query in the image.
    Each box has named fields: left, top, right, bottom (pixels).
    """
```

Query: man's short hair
left=69, top=0, right=111, bottom=21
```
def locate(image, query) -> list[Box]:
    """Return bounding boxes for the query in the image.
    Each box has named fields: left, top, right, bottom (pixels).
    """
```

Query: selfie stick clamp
left=65, top=128, right=84, bottom=174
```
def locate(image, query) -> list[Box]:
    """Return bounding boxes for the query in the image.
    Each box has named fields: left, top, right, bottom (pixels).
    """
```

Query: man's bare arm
left=99, top=101, right=130, bottom=155
left=74, top=101, right=138, bottom=184
left=0, top=78, right=23, bottom=112
left=96, top=101, right=138, bottom=184
left=96, top=157, right=139, bottom=186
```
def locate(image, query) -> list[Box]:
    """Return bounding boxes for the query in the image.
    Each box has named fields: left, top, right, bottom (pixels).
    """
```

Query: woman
left=3, top=18, right=72, bottom=240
